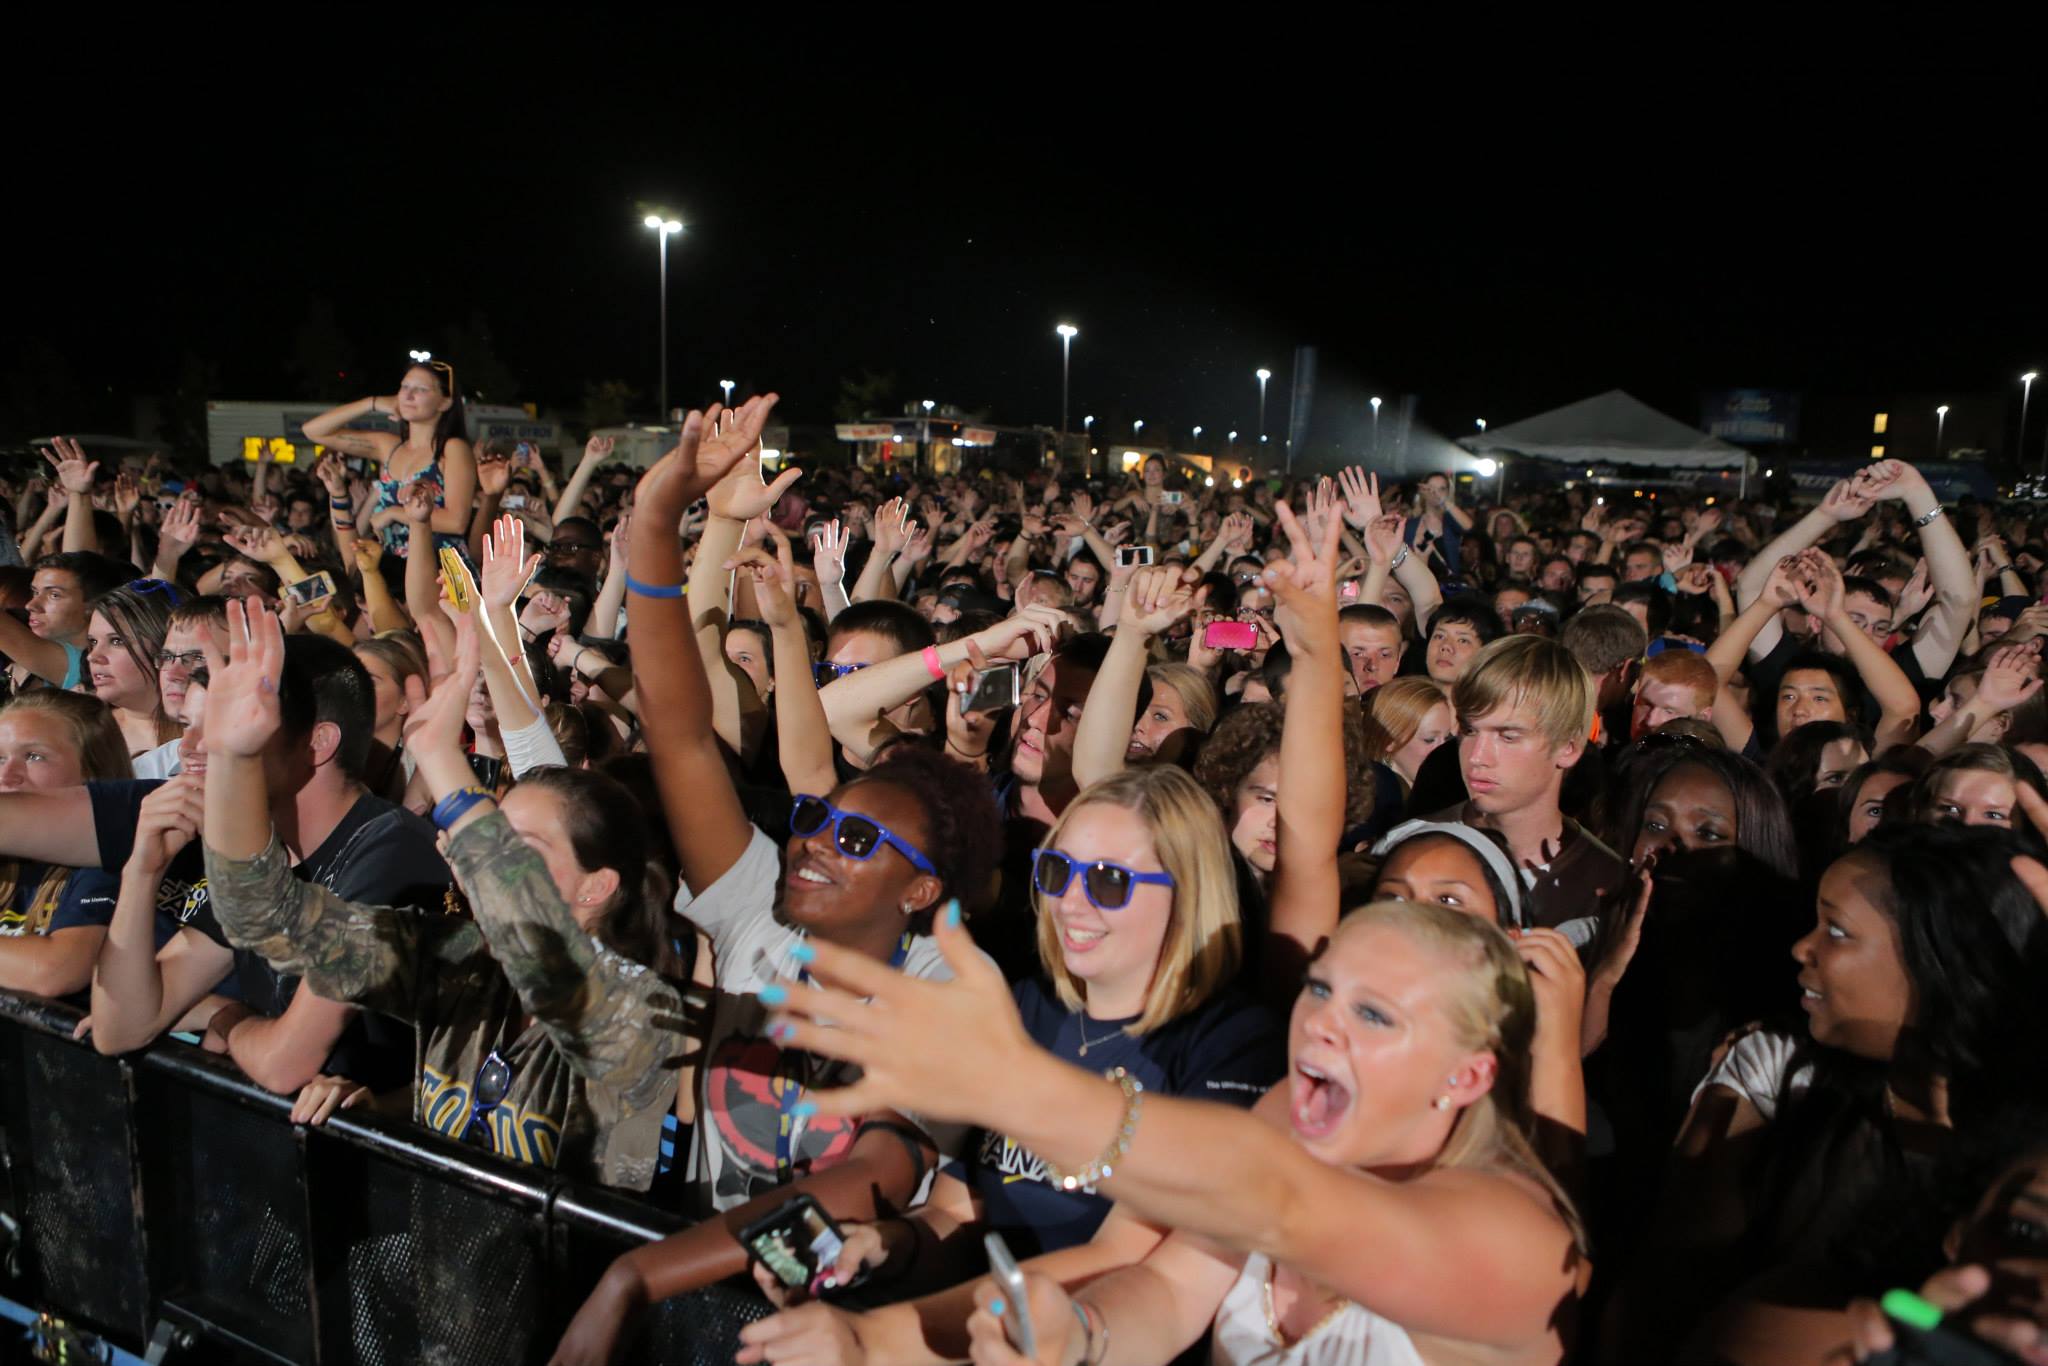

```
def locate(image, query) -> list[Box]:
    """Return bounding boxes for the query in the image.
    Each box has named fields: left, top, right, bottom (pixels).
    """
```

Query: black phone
left=1116, top=545, right=1154, bottom=568
left=739, top=1193, right=860, bottom=1297
left=963, top=663, right=1021, bottom=714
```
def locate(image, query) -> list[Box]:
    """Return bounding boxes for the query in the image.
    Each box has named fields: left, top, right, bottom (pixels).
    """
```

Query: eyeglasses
left=813, top=661, right=869, bottom=686
left=1031, top=849, right=1175, bottom=911
left=789, top=795, right=936, bottom=875
left=460, top=1049, right=514, bottom=1152
left=156, top=649, right=208, bottom=674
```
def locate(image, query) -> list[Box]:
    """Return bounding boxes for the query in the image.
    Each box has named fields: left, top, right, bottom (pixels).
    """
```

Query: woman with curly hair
left=1193, top=699, right=1372, bottom=888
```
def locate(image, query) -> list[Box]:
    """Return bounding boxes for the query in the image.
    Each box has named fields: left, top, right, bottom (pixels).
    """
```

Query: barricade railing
left=0, top=990, right=766, bottom=1364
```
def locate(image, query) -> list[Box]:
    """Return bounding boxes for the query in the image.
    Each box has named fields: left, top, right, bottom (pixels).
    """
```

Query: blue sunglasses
left=1032, top=849, right=1175, bottom=911
left=813, top=660, right=869, bottom=686
left=789, top=795, right=936, bottom=875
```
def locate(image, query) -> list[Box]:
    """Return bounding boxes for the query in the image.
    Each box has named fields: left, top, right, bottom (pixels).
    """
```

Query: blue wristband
left=431, top=786, right=494, bottom=831
left=625, top=573, right=686, bottom=599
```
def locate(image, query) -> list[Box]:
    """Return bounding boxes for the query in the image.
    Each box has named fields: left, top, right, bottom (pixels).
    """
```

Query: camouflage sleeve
left=444, top=812, right=684, bottom=1111
left=202, top=834, right=423, bottom=1020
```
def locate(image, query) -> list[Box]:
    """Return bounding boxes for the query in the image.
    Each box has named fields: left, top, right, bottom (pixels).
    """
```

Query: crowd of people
left=3, top=357, right=2047, bottom=1366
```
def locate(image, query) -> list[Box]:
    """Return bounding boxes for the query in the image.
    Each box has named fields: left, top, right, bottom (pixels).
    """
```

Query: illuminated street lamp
left=720, top=379, right=735, bottom=408
left=1256, top=368, right=1272, bottom=444
left=1134, top=419, right=1145, bottom=437
left=1935, top=404, right=1950, bottom=459
left=1476, top=418, right=1487, bottom=434
left=1192, top=425, right=1203, bottom=443
left=1370, top=396, right=1382, bottom=457
left=2025, top=372, right=2041, bottom=475
left=642, top=215, right=684, bottom=419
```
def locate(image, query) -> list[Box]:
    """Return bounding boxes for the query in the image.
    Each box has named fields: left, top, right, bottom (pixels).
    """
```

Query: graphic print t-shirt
left=957, top=978, right=1285, bottom=1256
left=679, top=825, right=965, bottom=1216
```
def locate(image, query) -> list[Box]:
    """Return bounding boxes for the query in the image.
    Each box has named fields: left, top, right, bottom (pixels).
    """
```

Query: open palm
left=481, top=514, right=542, bottom=610
left=637, top=405, right=770, bottom=522
left=1267, top=501, right=1343, bottom=652
left=206, top=599, right=286, bottom=760
left=703, top=395, right=800, bottom=520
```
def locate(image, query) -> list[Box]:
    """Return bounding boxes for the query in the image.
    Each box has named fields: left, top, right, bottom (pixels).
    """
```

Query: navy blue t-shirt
left=951, top=979, right=1284, bottom=1257
left=87, top=780, right=224, bottom=971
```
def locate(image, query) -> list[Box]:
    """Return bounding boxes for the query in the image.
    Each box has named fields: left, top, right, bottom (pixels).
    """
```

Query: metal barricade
left=0, top=992, right=767, bottom=1364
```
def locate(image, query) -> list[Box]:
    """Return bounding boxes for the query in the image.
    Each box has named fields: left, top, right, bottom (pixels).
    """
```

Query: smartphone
left=1161, top=490, right=1184, bottom=506
left=282, top=571, right=337, bottom=608
left=515, top=441, right=534, bottom=461
left=1115, top=545, right=1154, bottom=568
left=1203, top=620, right=1260, bottom=651
left=984, top=1233, right=1036, bottom=1357
left=740, top=1194, right=855, bottom=1297
left=963, top=663, right=1021, bottom=715
left=502, top=493, right=529, bottom=511
left=438, top=546, right=473, bottom=613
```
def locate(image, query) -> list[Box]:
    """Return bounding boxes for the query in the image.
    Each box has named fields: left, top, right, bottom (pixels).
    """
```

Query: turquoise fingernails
left=944, top=899, right=962, bottom=928
left=988, top=1299, right=1006, bottom=1317
left=768, top=1022, right=794, bottom=1043
left=792, top=1100, right=819, bottom=1118
left=789, top=941, right=817, bottom=964
left=758, top=984, right=788, bottom=1006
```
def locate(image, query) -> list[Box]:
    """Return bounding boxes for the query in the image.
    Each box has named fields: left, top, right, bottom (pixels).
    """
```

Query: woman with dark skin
left=551, top=399, right=1001, bottom=1366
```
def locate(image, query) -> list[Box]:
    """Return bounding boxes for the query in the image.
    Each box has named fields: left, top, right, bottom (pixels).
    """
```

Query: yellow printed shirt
left=203, top=813, right=686, bottom=1192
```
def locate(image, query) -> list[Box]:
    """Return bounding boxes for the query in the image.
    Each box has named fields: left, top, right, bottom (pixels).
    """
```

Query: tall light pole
left=2025, top=372, right=2041, bottom=476
left=643, top=216, right=683, bottom=419
left=1370, top=396, right=1382, bottom=458
left=720, top=378, right=735, bottom=409
left=1056, top=324, right=1078, bottom=445
left=1935, top=404, right=1950, bottom=460
left=1133, top=419, right=1145, bottom=439
left=1192, top=425, right=1203, bottom=446
left=1256, top=368, right=1272, bottom=445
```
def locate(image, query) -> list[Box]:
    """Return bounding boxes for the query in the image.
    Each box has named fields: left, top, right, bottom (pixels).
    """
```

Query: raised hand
left=129, top=775, right=204, bottom=876
left=114, top=471, right=142, bottom=523
left=634, top=403, right=779, bottom=524
left=580, top=434, right=615, bottom=469
left=402, top=605, right=481, bottom=758
left=1068, top=490, right=1095, bottom=525
left=1336, top=466, right=1383, bottom=530
left=973, top=604, right=1070, bottom=662
left=1581, top=504, right=1608, bottom=534
left=481, top=515, right=543, bottom=610
left=1264, top=499, right=1344, bottom=653
left=1762, top=554, right=1804, bottom=606
left=1672, top=564, right=1715, bottom=596
left=1363, top=512, right=1405, bottom=566
left=400, top=479, right=437, bottom=526
left=1660, top=540, right=1693, bottom=575
left=158, top=496, right=203, bottom=557
left=41, top=436, right=98, bottom=494
left=810, top=518, right=850, bottom=587
left=903, top=520, right=935, bottom=567
left=315, top=452, right=350, bottom=498
left=476, top=451, right=511, bottom=497
left=1792, top=548, right=1845, bottom=621
left=223, top=522, right=284, bottom=564
left=964, top=514, right=998, bottom=553
left=872, top=497, right=913, bottom=557
left=701, top=397, right=798, bottom=521
left=1820, top=476, right=1877, bottom=524
left=1102, top=520, right=1132, bottom=547
left=1121, top=565, right=1207, bottom=637
left=727, top=531, right=802, bottom=630
left=279, top=585, right=335, bottom=633
left=206, top=598, right=287, bottom=759
left=1975, top=640, right=2044, bottom=713
left=353, top=537, right=386, bottom=573
left=1894, top=557, right=1934, bottom=621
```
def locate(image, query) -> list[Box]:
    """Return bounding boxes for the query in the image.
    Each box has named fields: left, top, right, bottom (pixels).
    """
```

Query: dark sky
left=8, top=35, right=2043, bottom=452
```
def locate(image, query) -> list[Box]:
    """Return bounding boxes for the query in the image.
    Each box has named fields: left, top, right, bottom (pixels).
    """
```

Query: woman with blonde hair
left=1127, top=661, right=1217, bottom=768
left=1368, top=675, right=1455, bottom=792
left=354, top=633, right=428, bottom=799
left=725, top=764, right=1285, bottom=1366
left=0, top=690, right=133, bottom=998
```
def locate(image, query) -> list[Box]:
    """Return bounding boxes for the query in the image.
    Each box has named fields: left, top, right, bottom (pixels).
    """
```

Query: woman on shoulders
left=304, top=358, right=475, bottom=560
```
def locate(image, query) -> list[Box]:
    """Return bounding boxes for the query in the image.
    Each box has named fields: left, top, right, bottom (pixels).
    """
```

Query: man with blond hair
left=1429, top=635, right=1628, bottom=940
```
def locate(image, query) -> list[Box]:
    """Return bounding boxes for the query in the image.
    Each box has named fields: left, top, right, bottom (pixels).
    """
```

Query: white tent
left=1458, top=389, right=1748, bottom=470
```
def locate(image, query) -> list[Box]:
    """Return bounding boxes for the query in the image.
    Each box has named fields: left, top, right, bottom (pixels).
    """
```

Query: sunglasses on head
left=789, top=795, right=936, bottom=875
left=1031, top=849, right=1175, bottom=912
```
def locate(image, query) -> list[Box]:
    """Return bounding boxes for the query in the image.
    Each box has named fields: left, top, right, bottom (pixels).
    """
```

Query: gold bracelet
left=1041, top=1067, right=1144, bottom=1192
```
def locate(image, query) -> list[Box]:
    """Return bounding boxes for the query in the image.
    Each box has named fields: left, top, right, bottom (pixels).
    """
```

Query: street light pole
left=2025, top=372, right=2041, bottom=476
left=1056, top=324, right=1078, bottom=448
left=1935, top=404, right=1949, bottom=460
left=720, top=379, right=735, bottom=409
left=1256, top=368, right=1272, bottom=448
left=643, top=215, right=682, bottom=420
left=1370, top=396, right=1382, bottom=460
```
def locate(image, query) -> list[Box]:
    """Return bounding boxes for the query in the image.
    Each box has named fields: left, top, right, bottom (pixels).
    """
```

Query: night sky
left=8, top=37, right=2042, bottom=454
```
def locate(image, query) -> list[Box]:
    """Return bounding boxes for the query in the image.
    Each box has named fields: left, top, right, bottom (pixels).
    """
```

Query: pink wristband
left=921, top=646, right=946, bottom=681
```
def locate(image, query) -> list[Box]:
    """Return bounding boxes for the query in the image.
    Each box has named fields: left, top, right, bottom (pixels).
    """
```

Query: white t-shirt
left=132, top=738, right=181, bottom=780
left=1690, top=1028, right=1809, bottom=1123
left=678, top=824, right=965, bottom=1214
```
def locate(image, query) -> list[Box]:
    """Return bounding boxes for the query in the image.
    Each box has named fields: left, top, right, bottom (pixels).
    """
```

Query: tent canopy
left=1459, top=390, right=1748, bottom=470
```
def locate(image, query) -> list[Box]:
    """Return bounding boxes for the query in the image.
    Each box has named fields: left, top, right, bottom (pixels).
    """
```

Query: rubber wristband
left=624, top=573, right=686, bottom=599
left=921, top=645, right=946, bottom=681
left=431, top=786, right=493, bottom=831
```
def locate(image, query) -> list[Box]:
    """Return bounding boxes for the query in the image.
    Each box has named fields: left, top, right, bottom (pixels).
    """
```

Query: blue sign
left=1702, top=389, right=1801, bottom=445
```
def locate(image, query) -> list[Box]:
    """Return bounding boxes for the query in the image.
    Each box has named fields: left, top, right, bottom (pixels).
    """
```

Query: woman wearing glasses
left=302, top=359, right=476, bottom=561
left=200, top=599, right=687, bottom=1185
left=551, top=403, right=1013, bottom=1366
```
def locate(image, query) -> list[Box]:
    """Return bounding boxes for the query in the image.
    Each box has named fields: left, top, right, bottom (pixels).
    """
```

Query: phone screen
left=283, top=572, right=335, bottom=608
left=741, top=1195, right=849, bottom=1295
left=1116, top=546, right=1155, bottom=568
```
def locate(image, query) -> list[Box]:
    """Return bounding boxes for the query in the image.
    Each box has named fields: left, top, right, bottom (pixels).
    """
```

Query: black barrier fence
left=0, top=991, right=769, bottom=1364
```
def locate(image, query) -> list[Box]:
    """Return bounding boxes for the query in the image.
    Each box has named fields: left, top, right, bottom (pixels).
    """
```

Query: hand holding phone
left=282, top=571, right=338, bottom=609
left=1116, top=545, right=1155, bottom=568
left=984, top=1233, right=1036, bottom=1358
left=964, top=663, right=1021, bottom=715
left=1203, top=619, right=1260, bottom=651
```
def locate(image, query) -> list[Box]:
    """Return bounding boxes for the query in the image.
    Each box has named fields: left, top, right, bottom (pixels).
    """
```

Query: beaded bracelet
left=1041, top=1067, right=1144, bottom=1192
left=431, top=786, right=493, bottom=831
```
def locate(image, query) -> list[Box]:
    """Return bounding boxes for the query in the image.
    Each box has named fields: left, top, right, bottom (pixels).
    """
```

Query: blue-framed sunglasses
left=789, top=795, right=936, bottom=875
left=812, top=660, right=869, bottom=687
left=128, top=577, right=184, bottom=605
left=1032, top=849, right=1175, bottom=911
left=459, top=1049, right=514, bottom=1152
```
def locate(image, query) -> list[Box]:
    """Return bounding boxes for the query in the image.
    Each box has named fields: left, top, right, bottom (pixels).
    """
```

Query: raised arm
left=852, top=497, right=910, bottom=603
left=550, top=435, right=615, bottom=526
left=1794, top=549, right=1921, bottom=752
left=1735, top=478, right=1873, bottom=659
left=41, top=438, right=101, bottom=554
left=1866, top=461, right=1975, bottom=680
left=1263, top=503, right=1347, bottom=999
left=586, top=511, right=630, bottom=639
left=631, top=399, right=783, bottom=895
left=732, top=538, right=838, bottom=799
left=1071, top=569, right=1202, bottom=790
left=693, top=419, right=801, bottom=761
left=301, top=396, right=400, bottom=464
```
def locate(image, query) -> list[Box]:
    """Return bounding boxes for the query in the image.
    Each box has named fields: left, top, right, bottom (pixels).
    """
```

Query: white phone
left=984, top=1233, right=1035, bottom=1357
